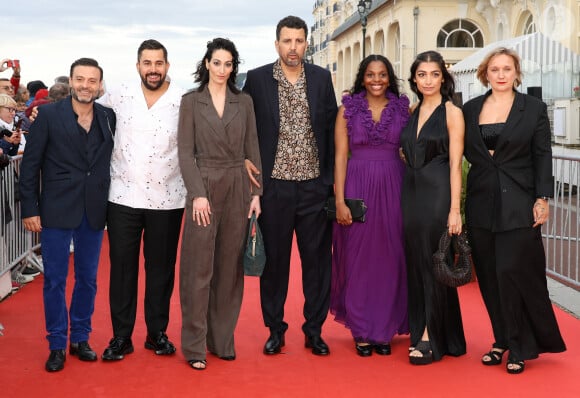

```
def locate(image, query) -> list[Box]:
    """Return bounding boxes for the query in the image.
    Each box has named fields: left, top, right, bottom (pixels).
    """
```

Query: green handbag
left=243, top=213, right=266, bottom=276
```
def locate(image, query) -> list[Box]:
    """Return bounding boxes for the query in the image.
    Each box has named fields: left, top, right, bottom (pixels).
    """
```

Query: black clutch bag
left=325, top=197, right=367, bottom=223
left=432, top=229, right=472, bottom=287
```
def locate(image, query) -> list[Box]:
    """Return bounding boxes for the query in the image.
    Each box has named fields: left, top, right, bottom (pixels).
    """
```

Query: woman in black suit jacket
left=463, top=47, right=566, bottom=374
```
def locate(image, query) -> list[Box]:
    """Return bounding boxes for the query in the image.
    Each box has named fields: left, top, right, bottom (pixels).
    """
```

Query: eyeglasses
left=0, top=85, right=13, bottom=92
left=0, top=106, right=17, bottom=113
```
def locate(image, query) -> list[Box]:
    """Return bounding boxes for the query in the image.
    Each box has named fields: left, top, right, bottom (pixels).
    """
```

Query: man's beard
left=70, top=88, right=98, bottom=104
left=141, top=72, right=166, bottom=91
left=281, top=55, right=302, bottom=68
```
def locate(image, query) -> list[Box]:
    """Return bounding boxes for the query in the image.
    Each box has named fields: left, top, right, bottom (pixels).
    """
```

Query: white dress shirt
left=99, top=79, right=186, bottom=209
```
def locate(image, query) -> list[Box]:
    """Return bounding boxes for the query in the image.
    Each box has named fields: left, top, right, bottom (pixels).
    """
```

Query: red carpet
left=1, top=233, right=579, bottom=397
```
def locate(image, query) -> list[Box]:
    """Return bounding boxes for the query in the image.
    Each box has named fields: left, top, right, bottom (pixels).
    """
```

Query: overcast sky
left=2, top=1, right=315, bottom=90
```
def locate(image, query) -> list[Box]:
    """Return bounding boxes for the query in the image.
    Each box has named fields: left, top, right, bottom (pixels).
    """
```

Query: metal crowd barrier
left=0, top=155, right=42, bottom=279
left=1, top=153, right=578, bottom=291
left=544, top=152, right=580, bottom=291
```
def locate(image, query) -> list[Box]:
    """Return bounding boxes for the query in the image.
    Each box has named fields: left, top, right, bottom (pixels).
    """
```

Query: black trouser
left=259, top=178, right=332, bottom=337
left=468, top=227, right=508, bottom=351
left=469, top=226, right=566, bottom=359
left=107, top=202, right=183, bottom=338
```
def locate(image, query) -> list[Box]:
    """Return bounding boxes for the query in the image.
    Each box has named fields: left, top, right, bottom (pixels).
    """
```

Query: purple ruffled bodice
left=342, top=90, right=410, bottom=149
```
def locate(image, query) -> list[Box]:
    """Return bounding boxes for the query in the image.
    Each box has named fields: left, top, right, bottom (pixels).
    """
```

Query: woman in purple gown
left=330, top=55, right=410, bottom=357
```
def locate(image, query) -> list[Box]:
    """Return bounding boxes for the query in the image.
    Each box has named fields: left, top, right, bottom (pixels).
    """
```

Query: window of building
left=524, top=13, right=536, bottom=34
left=515, top=10, right=536, bottom=36
left=437, top=19, right=483, bottom=48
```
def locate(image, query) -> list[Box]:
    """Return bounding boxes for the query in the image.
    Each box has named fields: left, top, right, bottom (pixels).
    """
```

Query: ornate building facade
left=310, top=0, right=579, bottom=100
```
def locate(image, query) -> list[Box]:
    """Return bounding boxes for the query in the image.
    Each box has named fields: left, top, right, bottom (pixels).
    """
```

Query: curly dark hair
left=351, top=54, right=402, bottom=98
left=408, top=51, right=455, bottom=101
left=194, top=38, right=240, bottom=94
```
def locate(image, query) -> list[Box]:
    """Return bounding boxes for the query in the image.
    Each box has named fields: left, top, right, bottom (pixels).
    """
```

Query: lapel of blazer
left=465, top=91, right=490, bottom=160
left=59, top=97, right=88, bottom=165
left=91, top=104, right=114, bottom=167
left=198, top=87, right=223, bottom=137
left=222, top=88, right=240, bottom=128
left=263, top=65, right=280, bottom=133
left=221, top=88, right=242, bottom=154
left=493, top=91, right=525, bottom=156
left=304, top=63, right=316, bottom=130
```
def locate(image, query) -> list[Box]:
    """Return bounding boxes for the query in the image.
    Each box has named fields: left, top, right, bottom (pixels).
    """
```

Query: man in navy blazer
left=19, top=58, right=115, bottom=372
left=244, top=15, right=337, bottom=356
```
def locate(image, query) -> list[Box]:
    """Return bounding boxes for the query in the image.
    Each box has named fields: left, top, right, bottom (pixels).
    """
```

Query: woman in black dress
left=400, top=51, right=466, bottom=365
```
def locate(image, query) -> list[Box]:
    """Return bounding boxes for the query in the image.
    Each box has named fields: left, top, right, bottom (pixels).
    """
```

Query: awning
left=450, top=32, right=580, bottom=74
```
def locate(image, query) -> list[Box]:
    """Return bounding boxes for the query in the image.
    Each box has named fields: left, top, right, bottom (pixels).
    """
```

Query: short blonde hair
left=0, top=94, right=17, bottom=108
left=476, top=47, right=522, bottom=88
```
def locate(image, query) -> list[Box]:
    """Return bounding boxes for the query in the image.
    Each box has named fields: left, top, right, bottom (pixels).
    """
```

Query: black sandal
left=409, top=340, right=433, bottom=365
left=481, top=348, right=506, bottom=366
left=506, top=356, right=525, bottom=374
left=188, top=359, right=207, bottom=370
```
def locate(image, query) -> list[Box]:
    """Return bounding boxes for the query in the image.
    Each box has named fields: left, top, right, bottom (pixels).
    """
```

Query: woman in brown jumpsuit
left=177, top=38, right=262, bottom=370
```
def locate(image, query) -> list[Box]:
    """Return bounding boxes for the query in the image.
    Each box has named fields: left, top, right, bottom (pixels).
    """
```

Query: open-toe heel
left=188, top=359, right=207, bottom=370
left=506, top=356, right=525, bottom=374
left=481, top=348, right=506, bottom=366
left=409, top=340, right=433, bottom=365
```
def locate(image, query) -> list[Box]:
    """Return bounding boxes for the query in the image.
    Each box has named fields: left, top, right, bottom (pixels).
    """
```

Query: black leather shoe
left=102, top=336, right=134, bottom=361
left=69, top=341, right=97, bottom=361
left=355, top=343, right=373, bottom=357
left=305, top=335, right=330, bottom=356
left=45, top=349, right=66, bottom=372
left=144, top=331, right=176, bottom=355
left=374, top=343, right=392, bottom=356
left=263, top=332, right=285, bottom=355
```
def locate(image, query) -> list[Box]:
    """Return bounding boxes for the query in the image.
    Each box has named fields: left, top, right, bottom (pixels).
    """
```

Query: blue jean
left=41, top=213, right=104, bottom=350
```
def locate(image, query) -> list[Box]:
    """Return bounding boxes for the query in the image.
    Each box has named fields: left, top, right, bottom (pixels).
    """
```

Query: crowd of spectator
left=1, top=58, right=70, bottom=296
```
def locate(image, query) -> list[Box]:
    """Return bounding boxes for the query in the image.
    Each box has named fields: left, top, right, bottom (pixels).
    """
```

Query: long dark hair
left=351, top=54, right=401, bottom=97
left=408, top=51, right=455, bottom=101
left=194, top=38, right=240, bottom=94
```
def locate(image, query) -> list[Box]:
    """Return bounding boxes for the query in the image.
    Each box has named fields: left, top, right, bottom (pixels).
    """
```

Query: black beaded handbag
left=432, top=229, right=472, bottom=287
left=324, top=197, right=367, bottom=223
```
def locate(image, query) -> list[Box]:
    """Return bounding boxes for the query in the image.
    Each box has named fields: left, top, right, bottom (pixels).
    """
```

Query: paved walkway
left=548, top=277, right=580, bottom=319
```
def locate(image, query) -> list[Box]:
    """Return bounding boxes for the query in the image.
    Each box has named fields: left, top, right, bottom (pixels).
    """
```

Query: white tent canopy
left=450, top=32, right=580, bottom=102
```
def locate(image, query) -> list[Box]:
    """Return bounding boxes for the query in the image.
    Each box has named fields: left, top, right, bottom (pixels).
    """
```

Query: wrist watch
left=537, top=196, right=549, bottom=201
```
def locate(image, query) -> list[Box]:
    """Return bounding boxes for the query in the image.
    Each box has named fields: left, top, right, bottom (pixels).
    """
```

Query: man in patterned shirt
left=244, top=15, right=338, bottom=356
left=99, top=39, right=186, bottom=361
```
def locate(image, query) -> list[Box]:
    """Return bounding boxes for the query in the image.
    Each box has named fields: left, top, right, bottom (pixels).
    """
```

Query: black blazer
left=243, top=62, right=337, bottom=187
left=19, top=96, right=115, bottom=230
left=463, top=90, right=552, bottom=232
